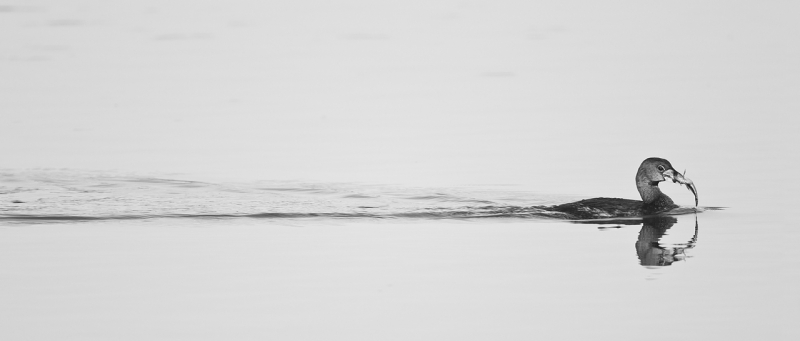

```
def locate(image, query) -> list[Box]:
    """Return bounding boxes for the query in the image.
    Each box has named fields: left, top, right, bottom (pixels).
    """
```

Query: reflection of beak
left=663, top=169, right=698, bottom=206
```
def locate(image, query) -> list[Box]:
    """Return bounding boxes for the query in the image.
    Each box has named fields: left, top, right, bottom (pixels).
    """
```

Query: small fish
left=667, top=169, right=698, bottom=206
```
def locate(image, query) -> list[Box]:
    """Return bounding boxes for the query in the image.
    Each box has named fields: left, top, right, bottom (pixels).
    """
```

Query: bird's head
left=637, top=157, right=698, bottom=206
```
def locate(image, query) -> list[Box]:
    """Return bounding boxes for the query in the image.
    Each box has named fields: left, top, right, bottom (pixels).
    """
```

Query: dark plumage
left=548, top=158, right=697, bottom=220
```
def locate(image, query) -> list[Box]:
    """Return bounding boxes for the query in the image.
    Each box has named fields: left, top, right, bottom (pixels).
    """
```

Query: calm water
left=1, top=1, right=799, bottom=340
left=0, top=173, right=794, bottom=340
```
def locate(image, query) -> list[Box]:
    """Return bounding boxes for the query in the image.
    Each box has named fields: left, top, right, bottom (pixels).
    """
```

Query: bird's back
left=548, top=197, right=655, bottom=219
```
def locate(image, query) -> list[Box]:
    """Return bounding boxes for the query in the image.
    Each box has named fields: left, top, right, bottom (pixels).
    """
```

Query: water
left=0, top=170, right=710, bottom=221
left=1, top=1, right=799, bottom=340
left=0, top=172, right=794, bottom=340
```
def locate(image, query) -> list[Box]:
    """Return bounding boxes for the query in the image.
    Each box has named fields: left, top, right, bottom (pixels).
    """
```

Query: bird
left=547, top=157, right=698, bottom=219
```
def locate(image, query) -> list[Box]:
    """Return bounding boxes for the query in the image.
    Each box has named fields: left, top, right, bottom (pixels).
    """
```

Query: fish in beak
left=662, top=169, right=698, bottom=206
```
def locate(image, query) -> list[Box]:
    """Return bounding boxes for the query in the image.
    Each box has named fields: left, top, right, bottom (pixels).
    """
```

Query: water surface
left=0, top=170, right=795, bottom=340
left=1, top=1, right=799, bottom=340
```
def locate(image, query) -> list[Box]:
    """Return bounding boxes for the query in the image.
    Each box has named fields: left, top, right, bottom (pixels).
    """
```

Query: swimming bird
left=548, top=157, right=698, bottom=219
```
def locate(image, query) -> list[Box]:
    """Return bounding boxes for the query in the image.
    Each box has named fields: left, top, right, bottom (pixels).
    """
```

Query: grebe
left=548, top=157, right=697, bottom=219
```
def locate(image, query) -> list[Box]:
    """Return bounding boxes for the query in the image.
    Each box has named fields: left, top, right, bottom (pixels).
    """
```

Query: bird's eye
left=657, top=165, right=666, bottom=172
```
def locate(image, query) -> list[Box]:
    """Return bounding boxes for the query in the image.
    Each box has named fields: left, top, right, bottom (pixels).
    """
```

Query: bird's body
left=549, top=197, right=672, bottom=220
left=547, top=158, right=697, bottom=220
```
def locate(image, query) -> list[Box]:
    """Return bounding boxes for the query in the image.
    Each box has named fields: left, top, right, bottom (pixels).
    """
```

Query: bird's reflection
left=590, top=215, right=699, bottom=267
left=635, top=216, right=698, bottom=266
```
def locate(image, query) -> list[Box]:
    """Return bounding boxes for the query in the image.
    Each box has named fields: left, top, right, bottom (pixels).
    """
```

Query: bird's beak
left=663, top=169, right=698, bottom=206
